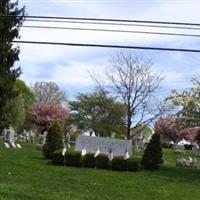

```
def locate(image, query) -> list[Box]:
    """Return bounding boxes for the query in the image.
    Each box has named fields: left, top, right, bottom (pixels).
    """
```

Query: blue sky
left=17, top=0, right=200, bottom=99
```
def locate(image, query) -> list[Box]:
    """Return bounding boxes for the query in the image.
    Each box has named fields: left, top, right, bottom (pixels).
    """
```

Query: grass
left=1, top=140, right=200, bottom=200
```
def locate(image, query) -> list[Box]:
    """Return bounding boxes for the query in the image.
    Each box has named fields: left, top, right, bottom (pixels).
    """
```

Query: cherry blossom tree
left=29, top=101, right=69, bottom=131
left=154, top=116, right=183, bottom=142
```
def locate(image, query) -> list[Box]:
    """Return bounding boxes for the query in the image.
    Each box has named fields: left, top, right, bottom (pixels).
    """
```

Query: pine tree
left=43, top=121, right=64, bottom=159
left=0, top=0, right=25, bottom=130
left=141, top=133, right=163, bottom=170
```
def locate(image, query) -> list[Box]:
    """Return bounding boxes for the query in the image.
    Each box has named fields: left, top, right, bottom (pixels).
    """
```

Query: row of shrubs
left=52, top=150, right=141, bottom=172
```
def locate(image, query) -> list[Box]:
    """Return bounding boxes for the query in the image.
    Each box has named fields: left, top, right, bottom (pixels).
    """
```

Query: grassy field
left=1, top=140, right=200, bottom=200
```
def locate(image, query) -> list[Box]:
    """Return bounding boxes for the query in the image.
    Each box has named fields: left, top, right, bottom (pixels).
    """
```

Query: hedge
left=95, top=154, right=109, bottom=169
left=82, top=153, right=96, bottom=168
left=52, top=150, right=140, bottom=172
left=52, top=150, right=64, bottom=165
left=65, top=151, right=82, bottom=167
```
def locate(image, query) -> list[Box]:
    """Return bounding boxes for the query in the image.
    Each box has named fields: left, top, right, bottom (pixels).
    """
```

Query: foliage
left=65, top=151, right=82, bottom=167
left=4, top=79, right=35, bottom=130
left=111, top=156, right=127, bottom=171
left=95, top=154, right=110, bottom=169
left=52, top=149, right=64, bottom=165
left=43, top=121, right=64, bottom=159
left=127, top=157, right=141, bottom=171
left=166, top=77, right=200, bottom=127
left=154, top=116, right=183, bottom=142
left=31, top=81, right=67, bottom=105
left=0, top=0, right=25, bottom=130
left=30, top=101, right=69, bottom=131
left=70, top=89, right=126, bottom=137
left=82, top=153, right=96, bottom=168
left=141, top=133, right=163, bottom=170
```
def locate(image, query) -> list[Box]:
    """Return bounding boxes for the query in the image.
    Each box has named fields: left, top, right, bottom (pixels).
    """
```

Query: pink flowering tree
left=29, top=101, right=69, bottom=131
left=154, top=116, right=183, bottom=142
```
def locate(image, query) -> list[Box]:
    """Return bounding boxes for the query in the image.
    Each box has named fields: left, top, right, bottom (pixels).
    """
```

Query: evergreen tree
left=43, top=121, right=64, bottom=159
left=0, top=0, right=25, bottom=130
left=141, top=133, right=163, bottom=170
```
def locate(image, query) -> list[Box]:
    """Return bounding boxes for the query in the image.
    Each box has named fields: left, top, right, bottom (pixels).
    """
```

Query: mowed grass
left=1, top=140, right=200, bottom=200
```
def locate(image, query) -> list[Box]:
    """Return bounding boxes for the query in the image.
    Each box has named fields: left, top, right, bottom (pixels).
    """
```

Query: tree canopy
left=70, top=89, right=126, bottom=137
left=166, top=77, right=200, bottom=127
left=0, top=1, right=25, bottom=130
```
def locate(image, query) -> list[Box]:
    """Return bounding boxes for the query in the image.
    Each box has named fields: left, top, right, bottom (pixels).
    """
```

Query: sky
left=16, top=0, right=200, bottom=99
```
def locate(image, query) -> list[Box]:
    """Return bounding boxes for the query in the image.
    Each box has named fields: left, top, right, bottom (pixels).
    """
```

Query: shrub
left=96, top=154, right=109, bottom=169
left=141, top=133, right=163, bottom=170
left=127, top=157, right=141, bottom=171
left=184, top=144, right=193, bottom=150
left=161, top=142, right=172, bottom=149
left=43, top=121, right=64, bottom=159
left=52, top=150, right=64, bottom=165
left=82, top=153, right=96, bottom=168
left=111, top=156, right=127, bottom=171
left=65, top=151, right=82, bottom=167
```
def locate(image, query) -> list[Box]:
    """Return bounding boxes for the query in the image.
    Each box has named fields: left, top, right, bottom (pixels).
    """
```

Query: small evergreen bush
left=43, top=121, right=64, bottom=159
left=52, top=150, right=64, bottom=165
left=82, top=153, right=96, bottom=168
left=111, top=156, right=127, bottom=171
left=96, top=154, right=109, bottom=169
left=141, top=133, right=163, bottom=170
left=65, top=151, right=82, bottom=167
left=127, top=157, right=141, bottom=171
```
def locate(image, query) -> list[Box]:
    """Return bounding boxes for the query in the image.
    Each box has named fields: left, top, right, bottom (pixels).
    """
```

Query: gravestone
left=36, top=131, right=47, bottom=150
left=75, top=135, right=132, bottom=156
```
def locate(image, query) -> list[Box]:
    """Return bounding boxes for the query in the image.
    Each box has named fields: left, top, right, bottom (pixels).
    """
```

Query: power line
left=26, top=19, right=200, bottom=31
left=2, top=15, right=200, bottom=27
left=9, top=40, right=200, bottom=53
left=21, top=25, right=200, bottom=38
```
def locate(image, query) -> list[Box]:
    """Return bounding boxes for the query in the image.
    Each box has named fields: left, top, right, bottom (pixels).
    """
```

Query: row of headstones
left=2, top=126, right=22, bottom=148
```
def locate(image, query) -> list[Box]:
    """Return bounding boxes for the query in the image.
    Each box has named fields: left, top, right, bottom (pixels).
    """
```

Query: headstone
left=75, top=135, right=132, bottom=156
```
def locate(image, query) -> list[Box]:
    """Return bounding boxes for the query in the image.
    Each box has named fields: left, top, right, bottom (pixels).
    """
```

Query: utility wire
left=26, top=19, right=200, bottom=31
left=21, top=25, right=200, bottom=38
left=8, top=40, right=200, bottom=53
left=2, top=15, right=200, bottom=27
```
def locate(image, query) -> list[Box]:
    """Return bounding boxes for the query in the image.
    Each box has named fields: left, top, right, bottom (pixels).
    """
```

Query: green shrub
left=82, top=153, right=96, bottom=168
left=111, top=156, right=127, bottom=171
left=127, top=157, right=141, bottom=171
left=43, top=121, right=64, bottom=159
left=96, top=154, right=109, bottom=169
left=52, top=150, right=64, bottom=165
left=65, top=151, right=81, bottom=167
left=141, top=133, right=163, bottom=170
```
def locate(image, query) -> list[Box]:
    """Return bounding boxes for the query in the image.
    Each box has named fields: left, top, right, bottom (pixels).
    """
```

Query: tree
left=93, top=51, right=165, bottom=139
left=70, top=89, right=126, bottom=137
left=0, top=0, right=25, bottom=130
left=166, top=77, right=200, bottom=127
left=43, top=121, right=64, bottom=159
left=3, top=79, right=35, bottom=130
left=31, top=82, right=67, bottom=105
left=154, top=116, right=183, bottom=142
left=141, top=133, right=163, bottom=170
left=29, top=101, right=69, bottom=131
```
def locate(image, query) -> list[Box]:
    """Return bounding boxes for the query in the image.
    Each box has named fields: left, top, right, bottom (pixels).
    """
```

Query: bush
left=127, top=157, right=141, bottom=171
left=111, top=156, right=127, bottom=171
left=184, top=144, right=194, bottom=150
left=96, top=154, right=109, bottom=169
left=141, top=133, right=163, bottom=170
left=43, top=121, right=64, bottom=159
left=161, top=143, right=172, bottom=149
left=52, top=150, right=64, bottom=165
left=65, top=151, right=82, bottom=167
left=82, top=153, right=96, bottom=168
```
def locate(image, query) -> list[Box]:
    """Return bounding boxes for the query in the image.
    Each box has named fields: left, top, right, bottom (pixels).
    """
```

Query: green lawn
left=1, top=140, right=200, bottom=200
